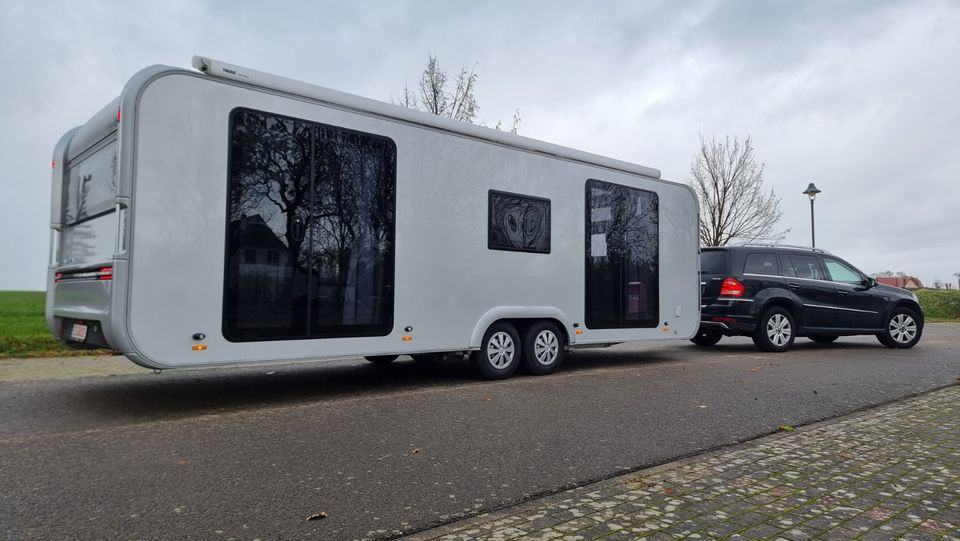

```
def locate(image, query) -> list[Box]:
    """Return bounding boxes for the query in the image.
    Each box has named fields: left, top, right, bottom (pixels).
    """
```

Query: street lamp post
left=802, top=183, right=822, bottom=248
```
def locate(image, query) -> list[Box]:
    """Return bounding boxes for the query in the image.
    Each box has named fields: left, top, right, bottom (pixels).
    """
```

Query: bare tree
left=688, top=134, right=787, bottom=246
left=396, top=54, right=520, bottom=133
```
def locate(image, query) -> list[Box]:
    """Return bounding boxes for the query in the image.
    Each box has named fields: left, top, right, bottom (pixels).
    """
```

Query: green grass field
left=916, top=289, right=960, bottom=321
left=0, top=291, right=111, bottom=359
left=1, top=288, right=958, bottom=359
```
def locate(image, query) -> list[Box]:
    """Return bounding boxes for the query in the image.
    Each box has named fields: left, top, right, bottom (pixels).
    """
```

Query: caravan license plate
left=70, top=323, right=88, bottom=342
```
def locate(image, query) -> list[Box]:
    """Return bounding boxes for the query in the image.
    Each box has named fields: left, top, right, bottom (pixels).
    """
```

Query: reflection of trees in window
left=310, top=129, right=395, bottom=328
left=229, top=110, right=312, bottom=265
left=591, top=183, right=659, bottom=265
left=225, top=108, right=395, bottom=340
left=586, top=180, right=659, bottom=328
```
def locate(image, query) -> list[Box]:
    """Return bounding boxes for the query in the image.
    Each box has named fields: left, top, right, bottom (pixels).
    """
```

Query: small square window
left=488, top=190, right=551, bottom=254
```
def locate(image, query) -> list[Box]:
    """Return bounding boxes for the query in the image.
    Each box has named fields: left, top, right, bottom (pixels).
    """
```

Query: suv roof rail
left=736, top=243, right=833, bottom=255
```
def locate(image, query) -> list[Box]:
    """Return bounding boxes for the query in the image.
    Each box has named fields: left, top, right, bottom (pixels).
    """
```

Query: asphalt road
left=1, top=324, right=957, bottom=540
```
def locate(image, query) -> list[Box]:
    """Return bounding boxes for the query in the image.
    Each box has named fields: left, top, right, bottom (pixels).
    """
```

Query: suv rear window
left=743, top=253, right=780, bottom=275
left=700, top=250, right=727, bottom=274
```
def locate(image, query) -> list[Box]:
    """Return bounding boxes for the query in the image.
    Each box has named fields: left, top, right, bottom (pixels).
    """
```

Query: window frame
left=742, top=252, right=781, bottom=276
left=487, top=189, right=552, bottom=254
left=584, top=178, right=660, bottom=329
left=822, top=256, right=866, bottom=285
left=779, top=253, right=828, bottom=281
left=222, top=107, right=397, bottom=342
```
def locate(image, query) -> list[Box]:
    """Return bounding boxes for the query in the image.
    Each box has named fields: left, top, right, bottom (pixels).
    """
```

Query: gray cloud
left=1, top=0, right=958, bottom=290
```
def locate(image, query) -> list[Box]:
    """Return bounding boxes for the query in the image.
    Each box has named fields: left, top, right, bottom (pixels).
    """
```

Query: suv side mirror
left=865, top=277, right=878, bottom=289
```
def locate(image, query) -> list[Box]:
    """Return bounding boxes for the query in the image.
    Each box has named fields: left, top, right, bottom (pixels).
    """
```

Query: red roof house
left=876, top=276, right=924, bottom=290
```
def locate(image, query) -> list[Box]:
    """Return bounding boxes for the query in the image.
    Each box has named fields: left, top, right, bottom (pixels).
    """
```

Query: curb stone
left=401, top=386, right=960, bottom=541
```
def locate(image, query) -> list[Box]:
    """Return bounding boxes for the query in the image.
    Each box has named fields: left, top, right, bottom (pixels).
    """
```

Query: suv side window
left=823, top=257, right=863, bottom=284
left=743, top=253, right=780, bottom=275
left=782, top=254, right=825, bottom=280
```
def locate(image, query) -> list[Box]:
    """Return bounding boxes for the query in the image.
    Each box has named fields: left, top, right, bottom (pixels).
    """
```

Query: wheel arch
left=891, top=300, right=925, bottom=328
left=755, top=296, right=801, bottom=321
left=469, top=307, right=573, bottom=349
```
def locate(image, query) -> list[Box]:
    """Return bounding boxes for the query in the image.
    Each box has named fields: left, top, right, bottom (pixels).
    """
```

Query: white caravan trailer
left=47, top=56, right=700, bottom=379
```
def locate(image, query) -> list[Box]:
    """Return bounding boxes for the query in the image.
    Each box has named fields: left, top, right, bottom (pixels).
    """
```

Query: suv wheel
left=877, top=307, right=922, bottom=349
left=752, top=307, right=795, bottom=352
left=690, top=328, right=723, bottom=346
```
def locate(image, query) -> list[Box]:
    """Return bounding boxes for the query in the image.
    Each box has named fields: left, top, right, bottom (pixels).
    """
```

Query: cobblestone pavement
left=405, top=385, right=960, bottom=541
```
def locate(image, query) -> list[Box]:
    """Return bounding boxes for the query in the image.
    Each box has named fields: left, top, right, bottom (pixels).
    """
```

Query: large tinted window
left=488, top=190, right=550, bottom=253
left=224, top=109, right=396, bottom=341
left=585, top=179, right=659, bottom=328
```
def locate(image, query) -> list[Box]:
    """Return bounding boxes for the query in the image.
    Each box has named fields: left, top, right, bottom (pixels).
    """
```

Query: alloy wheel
left=889, top=313, right=917, bottom=344
left=766, top=313, right=792, bottom=347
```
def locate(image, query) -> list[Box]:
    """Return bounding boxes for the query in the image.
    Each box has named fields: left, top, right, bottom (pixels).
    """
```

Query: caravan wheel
left=522, top=322, right=565, bottom=375
left=472, top=322, right=521, bottom=380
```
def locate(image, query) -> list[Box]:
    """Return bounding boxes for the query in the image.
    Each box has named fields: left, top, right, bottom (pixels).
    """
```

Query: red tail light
left=55, top=272, right=63, bottom=283
left=98, top=267, right=113, bottom=281
left=719, top=277, right=745, bottom=297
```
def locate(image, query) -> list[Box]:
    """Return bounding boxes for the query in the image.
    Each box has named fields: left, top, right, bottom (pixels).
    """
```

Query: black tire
left=810, top=335, right=839, bottom=344
left=471, top=322, right=522, bottom=380
left=364, top=355, right=398, bottom=365
left=877, top=307, right=922, bottom=349
left=876, top=332, right=896, bottom=348
left=752, top=307, right=796, bottom=352
left=690, top=328, right=723, bottom=346
left=522, top=321, right=565, bottom=375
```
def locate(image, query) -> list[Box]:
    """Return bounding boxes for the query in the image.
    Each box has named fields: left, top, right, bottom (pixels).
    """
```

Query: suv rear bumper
left=700, top=301, right=757, bottom=335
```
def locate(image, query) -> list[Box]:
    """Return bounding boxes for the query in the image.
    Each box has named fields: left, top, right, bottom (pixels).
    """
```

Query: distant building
left=876, top=276, right=924, bottom=290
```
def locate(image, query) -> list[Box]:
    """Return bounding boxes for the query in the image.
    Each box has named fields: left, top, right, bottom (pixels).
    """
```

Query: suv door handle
left=788, top=283, right=800, bottom=290
left=837, top=290, right=851, bottom=296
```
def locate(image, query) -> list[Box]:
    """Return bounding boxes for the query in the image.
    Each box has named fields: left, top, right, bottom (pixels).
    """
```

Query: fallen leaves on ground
left=305, top=512, right=327, bottom=522
left=411, top=448, right=421, bottom=454
left=778, top=424, right=795, bottom=432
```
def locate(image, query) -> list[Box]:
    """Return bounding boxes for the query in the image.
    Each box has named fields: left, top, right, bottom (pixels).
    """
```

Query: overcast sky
left=1, top=0, right=958, bottom=291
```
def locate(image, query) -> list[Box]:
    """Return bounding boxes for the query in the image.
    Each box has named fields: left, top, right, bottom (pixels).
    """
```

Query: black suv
left=693, top=245, right=924, bottom=352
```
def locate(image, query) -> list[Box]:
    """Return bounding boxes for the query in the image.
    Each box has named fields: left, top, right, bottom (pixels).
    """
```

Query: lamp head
left=803, top=182, right=822, bottom=200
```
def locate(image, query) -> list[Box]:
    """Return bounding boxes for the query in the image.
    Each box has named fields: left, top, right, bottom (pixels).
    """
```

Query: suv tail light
left=720, top=277, right=745, bottom=298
